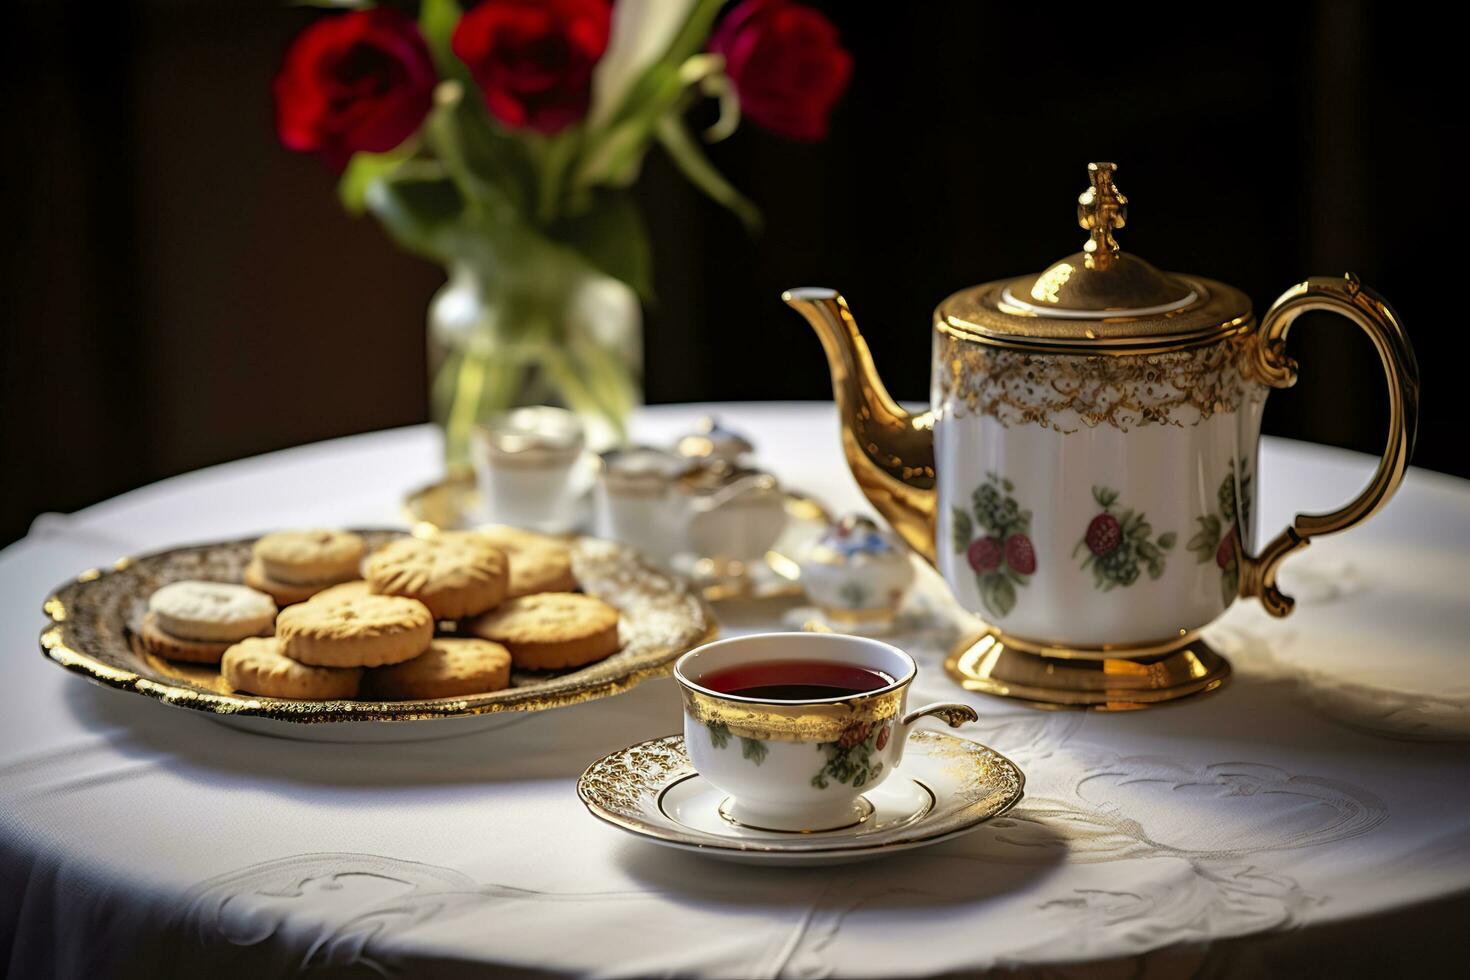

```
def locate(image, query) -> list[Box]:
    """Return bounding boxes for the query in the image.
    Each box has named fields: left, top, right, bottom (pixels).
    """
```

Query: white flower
left=589, top=0, right=701, bottom=129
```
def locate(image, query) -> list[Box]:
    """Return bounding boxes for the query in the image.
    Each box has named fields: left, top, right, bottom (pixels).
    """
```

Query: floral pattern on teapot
left=951, top=472, right=1036, bottom=618
left=1188, top=460, right=1254, bottom=605
left=1074, top=486, right=1178, bottom=591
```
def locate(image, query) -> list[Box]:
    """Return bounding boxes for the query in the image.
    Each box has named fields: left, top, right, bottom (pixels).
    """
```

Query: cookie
left=276, top=594, right=433, bottom=668
left=308, top=579, right=372, bottom=604
left=138, top=611, right=233, bottom=664
left=362, top=638, right=512, bottom=700
left=245, top=559, right=335, bottom=606
left=222, top=636, right=362, bottom=700
left=365, top=534, right=508, bottom=619
left=469, top=592, right=620, bottom=670
left=252, top=529, right=365, bottom=586
left=472, top=526, right=577, bottom=597
left=148, top=580, right=277, bottom=642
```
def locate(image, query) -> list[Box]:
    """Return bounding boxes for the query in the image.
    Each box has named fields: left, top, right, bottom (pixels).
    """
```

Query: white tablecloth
left=3, top=403, right=1469, bottom=978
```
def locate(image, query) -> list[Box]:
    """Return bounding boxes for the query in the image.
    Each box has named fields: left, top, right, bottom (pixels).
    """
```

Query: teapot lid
left=936, top=163, right=1253, bottom=351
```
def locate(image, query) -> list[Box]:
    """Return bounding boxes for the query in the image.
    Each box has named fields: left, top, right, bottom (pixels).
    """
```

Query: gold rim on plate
left=40, top=529, right=717, bottom=725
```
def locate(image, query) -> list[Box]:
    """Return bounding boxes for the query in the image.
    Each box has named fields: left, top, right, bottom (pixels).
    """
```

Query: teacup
left=674, top=632, right=978, bottom=832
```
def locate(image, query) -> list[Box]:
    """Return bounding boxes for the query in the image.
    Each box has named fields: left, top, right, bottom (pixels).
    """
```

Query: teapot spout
left=782, top=288, right=937, bottom=562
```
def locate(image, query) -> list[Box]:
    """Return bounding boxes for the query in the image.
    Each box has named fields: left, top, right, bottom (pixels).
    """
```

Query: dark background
left=2, top=1, right=1457, bottom=547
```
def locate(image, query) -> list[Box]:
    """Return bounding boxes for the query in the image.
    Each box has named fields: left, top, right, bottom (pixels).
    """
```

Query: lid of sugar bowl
left=936, top=163, right=1254, bottom=353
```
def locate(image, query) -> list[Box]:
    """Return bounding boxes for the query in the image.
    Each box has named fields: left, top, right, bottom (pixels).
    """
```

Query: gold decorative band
left=935, top=331, right=1263, bottom=433
left=679, top=684, right=906, bottom=742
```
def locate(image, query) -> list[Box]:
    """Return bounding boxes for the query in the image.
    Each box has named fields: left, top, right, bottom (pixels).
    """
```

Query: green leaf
left=422, top=90, right=537, bottom=223
left=550, top=191, right=653, bottom=299
left=706, top=721, right=730, bottom=749
left=1094, top=486, right=1118, bottom=509
left=951, top=507, right=973, bottom=553
left=988, top=576, right=1016, bottom=617
left=337, top=147, right=415, bottom=215
left=1157, top=531, right=1177, bottom=550
left=363, top=166, right=465, bottom=262
left=419, top=0, right=473, bottom=88
left=740, top=737, right=768, bottom=765
left=654, top=116, right=761, bottom=233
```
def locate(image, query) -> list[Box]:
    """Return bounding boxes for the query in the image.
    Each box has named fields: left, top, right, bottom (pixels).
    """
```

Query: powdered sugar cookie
left=222, top=636, right=362, bottom=700
left=138, top=612, right=232, bottom=664
left=146, top=579, right=276, bottom=648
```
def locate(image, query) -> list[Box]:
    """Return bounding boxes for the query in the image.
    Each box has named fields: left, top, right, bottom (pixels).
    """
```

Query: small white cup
left=674, top=632, right=978, bottom=832
left=471, top=407, right=589, bottom=533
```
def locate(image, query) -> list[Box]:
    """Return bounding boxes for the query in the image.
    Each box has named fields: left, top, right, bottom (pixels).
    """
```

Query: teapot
left=785, top=163, right=1418, bottom=709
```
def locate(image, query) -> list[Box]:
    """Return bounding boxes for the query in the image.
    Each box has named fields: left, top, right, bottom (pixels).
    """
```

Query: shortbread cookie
left=472, top=527, right=577, bottom=597
left=469, top=593, right=619, bottom=670
left=308, top=579, right=372, bottom=604
left=365, top=534, right=508, bottom=619
left=147, top=580, right=277, bottom=642
left=222, top=636, right=362, bottom=700
left=253, top=529, right=365, bottom=586
left=245, top=559, right=333, bottom=606
left=138, top=611, right=233, bottom=664
left=277, top=594, right=433, bottom=668
left=362, top=638, right=512, bottom=700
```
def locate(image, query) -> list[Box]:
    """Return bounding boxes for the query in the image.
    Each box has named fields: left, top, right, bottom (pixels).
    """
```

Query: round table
left=3, top=403, right=1468, bottom=978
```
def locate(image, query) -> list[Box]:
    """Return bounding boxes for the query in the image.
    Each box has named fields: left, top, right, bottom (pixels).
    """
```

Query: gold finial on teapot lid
left=1078, top=162, right=1127, bottom=269
left=931, top=161, right=1253, bottom=347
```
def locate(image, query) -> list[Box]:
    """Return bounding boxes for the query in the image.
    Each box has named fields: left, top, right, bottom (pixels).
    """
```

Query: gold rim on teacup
left=674, top=632, right=916, bottom=743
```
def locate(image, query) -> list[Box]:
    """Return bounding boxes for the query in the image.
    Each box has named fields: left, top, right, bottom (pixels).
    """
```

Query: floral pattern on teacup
left=705, top=721, right=768, bottom=764
left=951, top=472, right=1036, bottom=617
left=811, top=721, right=891, bottom=788
left=1075, top=486, right=1177, bottom=590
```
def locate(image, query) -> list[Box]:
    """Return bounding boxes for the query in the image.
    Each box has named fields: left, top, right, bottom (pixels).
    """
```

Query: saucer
left=577, top=730, right=1024, bottom=866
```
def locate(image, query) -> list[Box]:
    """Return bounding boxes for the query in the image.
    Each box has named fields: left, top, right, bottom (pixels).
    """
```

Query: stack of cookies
left=139, top=526, right=625, bottom=703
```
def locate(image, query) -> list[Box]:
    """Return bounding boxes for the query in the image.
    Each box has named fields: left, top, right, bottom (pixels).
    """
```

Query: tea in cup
left=674, top=632, right=978, bottom=832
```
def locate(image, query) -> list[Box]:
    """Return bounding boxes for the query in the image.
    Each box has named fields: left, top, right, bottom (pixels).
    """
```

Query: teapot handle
left=1242, top=274, right=1420, bottom=616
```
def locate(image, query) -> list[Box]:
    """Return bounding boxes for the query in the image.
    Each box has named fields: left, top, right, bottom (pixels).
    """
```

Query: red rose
left=274, top=9, right=437, bottom=171
left=452, top=0, right=610, bottom=135
left=710, top=0, right=852, bottom=141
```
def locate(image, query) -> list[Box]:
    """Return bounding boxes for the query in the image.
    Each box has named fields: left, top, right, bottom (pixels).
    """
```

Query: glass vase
left=427, top=240, right=642, bottom=470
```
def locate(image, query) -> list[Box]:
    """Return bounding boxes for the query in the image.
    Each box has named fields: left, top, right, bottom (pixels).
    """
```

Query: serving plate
left=40, top=530, right=716, bottom=742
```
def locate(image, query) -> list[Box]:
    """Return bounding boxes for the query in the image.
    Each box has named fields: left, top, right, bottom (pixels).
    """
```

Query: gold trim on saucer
left=576, top=731, right=1024, bottom=856
left=40, top=530, right=716, bottom=725
left=944, top=627, right=1230, bottom=711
